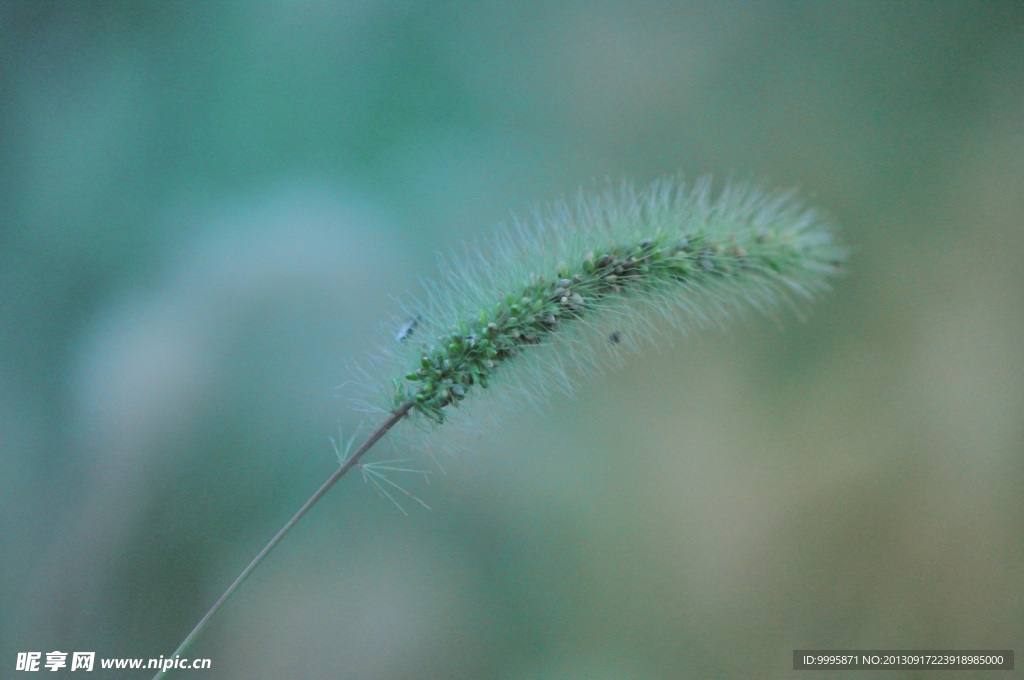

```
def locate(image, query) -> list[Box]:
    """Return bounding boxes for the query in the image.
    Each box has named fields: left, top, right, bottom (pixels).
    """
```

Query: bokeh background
left=2, top=2, right=1022, bottom=678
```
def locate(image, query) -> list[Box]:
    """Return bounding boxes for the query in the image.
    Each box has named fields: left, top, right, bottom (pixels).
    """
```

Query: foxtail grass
left=153, top=175, right=845, bottom=678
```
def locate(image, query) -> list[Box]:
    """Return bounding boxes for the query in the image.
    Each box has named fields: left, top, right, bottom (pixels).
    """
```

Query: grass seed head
left=360, top=175, right=846, bottom=428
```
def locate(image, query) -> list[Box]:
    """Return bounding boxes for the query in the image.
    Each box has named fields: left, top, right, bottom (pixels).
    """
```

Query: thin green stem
left=151, top=401, right=414, bottom=680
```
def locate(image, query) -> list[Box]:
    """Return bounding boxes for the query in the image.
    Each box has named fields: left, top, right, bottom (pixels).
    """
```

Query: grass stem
left=151, top=401, right=413, bottom=680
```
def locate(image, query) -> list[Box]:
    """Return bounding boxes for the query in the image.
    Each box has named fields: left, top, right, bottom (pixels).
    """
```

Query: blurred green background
left=2, top=1, right=1022, bottom=678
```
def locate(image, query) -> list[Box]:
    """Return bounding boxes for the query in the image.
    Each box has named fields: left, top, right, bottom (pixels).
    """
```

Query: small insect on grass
left=395, top=314, right=422, bottom=342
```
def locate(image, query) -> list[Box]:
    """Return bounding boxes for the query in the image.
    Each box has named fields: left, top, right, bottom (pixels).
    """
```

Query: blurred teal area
left=2, top=2, right=1023, bottom=678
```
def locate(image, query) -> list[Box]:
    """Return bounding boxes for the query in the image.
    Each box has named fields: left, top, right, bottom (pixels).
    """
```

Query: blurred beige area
left=2, top=2, right=1022, bottom=678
